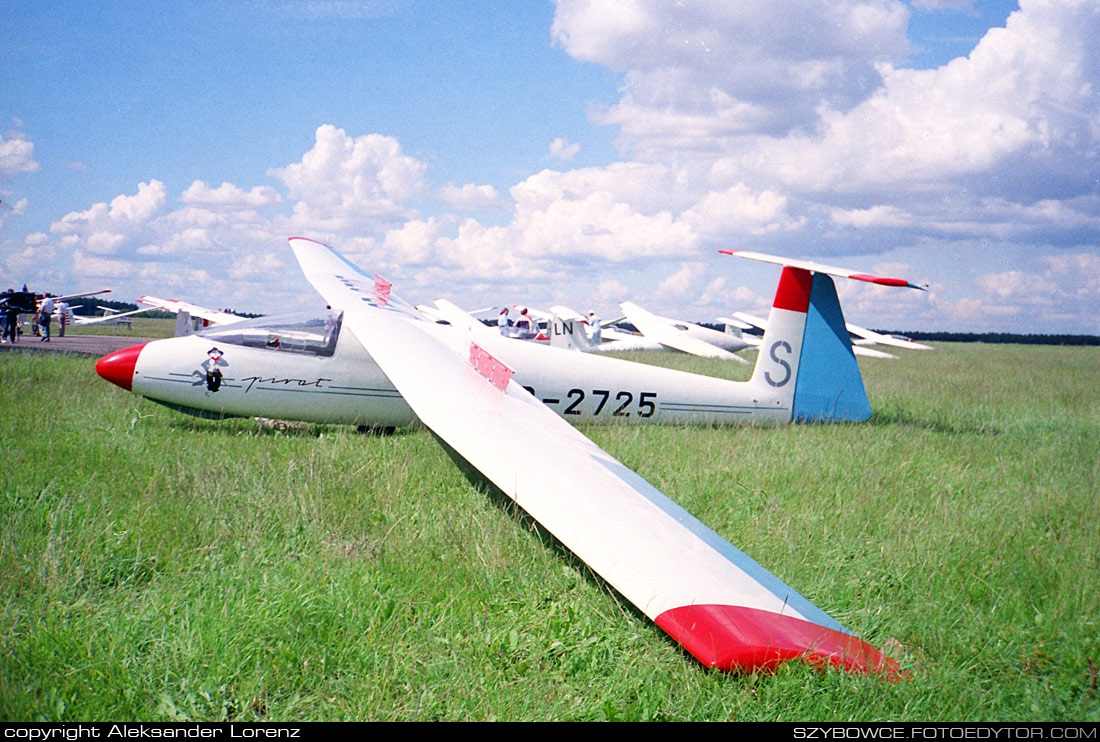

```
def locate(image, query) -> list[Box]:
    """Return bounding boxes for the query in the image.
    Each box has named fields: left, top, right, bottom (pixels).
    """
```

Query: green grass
left=1, top=345, right=1097, bottom=721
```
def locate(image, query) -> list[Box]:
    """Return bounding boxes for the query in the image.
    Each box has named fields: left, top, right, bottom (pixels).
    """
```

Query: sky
left=2, top=0, right=1098, bottom=334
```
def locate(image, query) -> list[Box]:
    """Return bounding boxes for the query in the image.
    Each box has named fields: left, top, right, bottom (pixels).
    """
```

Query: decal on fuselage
left=764, top=340, right=792, bottom=388
left=520, top=385, right=658, bottom=418
left=201, top=347, right=226, bottom=392
left=240, top=375, right=333, bottom=393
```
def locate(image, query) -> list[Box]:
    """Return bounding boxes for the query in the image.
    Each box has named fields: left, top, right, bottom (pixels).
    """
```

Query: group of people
left=498, top=307, right=539, bottom=339
left=496, top=306, right=602, bottom=344
left=0, top=287, right=68, bottom=344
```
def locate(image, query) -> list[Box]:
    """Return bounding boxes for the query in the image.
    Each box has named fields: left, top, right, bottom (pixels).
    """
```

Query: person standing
left=56, top=300, right=70, bottom=337
left=1, top=289, right=17, bottom=344
left=38, top=294, right=55, bottom=342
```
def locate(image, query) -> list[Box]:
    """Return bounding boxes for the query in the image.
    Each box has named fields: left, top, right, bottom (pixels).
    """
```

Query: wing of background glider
left=288, top=236, right=899, bottom=677
left=720, top=250, right=928, bottom=290
left=42, top=289, right=112, bottom=306
left=431, top=297, right=495, bottom=334
left=70, top=306, right=155, bottom=325
left=733, top=311, right=897, bottom=359
left=847, top=323, right=933, bottom=351
left=547, top=305, right=585, bottom=323
left=138, top=296, right=246, bottom=326
left=620, top=301, right=748, bottom=363
left=719, top=315, right=755, bottom=331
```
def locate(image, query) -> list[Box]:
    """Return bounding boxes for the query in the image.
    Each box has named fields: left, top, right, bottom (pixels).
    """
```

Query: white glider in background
left=537, top=305, right=664, bottom=353
left=619, top=301, right=751, bottom=363
left=731, top=311, right=931, bottom=359
left=139, top=295, right=247, bottom=327
left=69, top=306, right=155, bottom=326
left=848, top=325, right=933, bottom=351
left=94, top=239, right=924, bottom=678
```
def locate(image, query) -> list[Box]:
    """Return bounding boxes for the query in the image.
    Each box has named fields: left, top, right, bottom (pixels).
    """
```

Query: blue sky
left=2, top=0, right=1098, bottom=334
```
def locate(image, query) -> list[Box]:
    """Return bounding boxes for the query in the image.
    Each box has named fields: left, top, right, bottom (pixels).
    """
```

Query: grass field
left=1, top=344, right=1097, bottom=721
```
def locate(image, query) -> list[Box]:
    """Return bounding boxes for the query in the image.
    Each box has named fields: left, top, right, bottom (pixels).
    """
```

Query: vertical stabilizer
left=792, top=274, right=870, bottom=422
left=549, top=314, right=596, bottom=351
left=174, top=310, right=193, bottom=337
left=748, top=267, right=870, bottom=423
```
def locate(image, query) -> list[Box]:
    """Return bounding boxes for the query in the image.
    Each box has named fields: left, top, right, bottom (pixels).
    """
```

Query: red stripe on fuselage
left=656, top=604, right=904, bottom=678
left=771, top=267, right=813, bottom=313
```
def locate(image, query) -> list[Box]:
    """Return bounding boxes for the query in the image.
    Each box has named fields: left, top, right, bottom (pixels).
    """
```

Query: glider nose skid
left=95, top=343, right=147, bottom=392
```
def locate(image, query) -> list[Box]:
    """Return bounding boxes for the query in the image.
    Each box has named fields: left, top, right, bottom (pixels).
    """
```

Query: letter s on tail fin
left=749, top=267, right=816, bottom=415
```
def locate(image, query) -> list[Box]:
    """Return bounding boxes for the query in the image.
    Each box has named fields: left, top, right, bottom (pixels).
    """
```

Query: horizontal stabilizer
left=720, top=250, right=927, bottom=290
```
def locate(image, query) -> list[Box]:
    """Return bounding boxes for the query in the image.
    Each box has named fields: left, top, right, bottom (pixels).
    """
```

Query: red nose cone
left=95, top=343, right=146, bottom=391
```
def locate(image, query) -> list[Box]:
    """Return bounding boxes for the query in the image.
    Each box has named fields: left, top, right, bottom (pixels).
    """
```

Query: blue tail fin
left=792, top=274, right=870, bottom=422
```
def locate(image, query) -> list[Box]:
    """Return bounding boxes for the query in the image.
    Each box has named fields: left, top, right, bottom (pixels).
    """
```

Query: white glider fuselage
left=121, top=312, right=794, bottom=428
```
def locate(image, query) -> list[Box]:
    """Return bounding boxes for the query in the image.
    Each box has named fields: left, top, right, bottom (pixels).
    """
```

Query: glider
left=618, top=301, right=751, bottom=362
left=536, top=305, right=665, bottom=353
left=730, top=312, right=933, bottom=359
left=139, top=295, right=246, bottom=327
left=94, top=238, right=923, bottom=677
left=68, top=305, right=155, bottom=327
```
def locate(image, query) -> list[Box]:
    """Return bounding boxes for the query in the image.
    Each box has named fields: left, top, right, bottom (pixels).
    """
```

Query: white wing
left=734, top=311, right=898, bottom=358
left=620, top=302, right=748, bottom=362
left=431, top=298, right=494, bottom=334
left=847, top=323, right=933, bottom=351
left=70, top=306, right=154, bottom=325
left=139, top=295, right=245, bottom=325
left=287, top=237, right=899, bottom=676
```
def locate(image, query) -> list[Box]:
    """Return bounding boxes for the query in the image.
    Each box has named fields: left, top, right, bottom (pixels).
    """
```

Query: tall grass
left=1, top=346, right=1097, bottom=721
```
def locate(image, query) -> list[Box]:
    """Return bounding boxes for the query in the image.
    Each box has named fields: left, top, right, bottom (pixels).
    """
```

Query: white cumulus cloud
left=0, top=131, right=39, bottom=178
left=269, top=124, right=427, bottom=229
left=438, top=182, right=504, bottom=211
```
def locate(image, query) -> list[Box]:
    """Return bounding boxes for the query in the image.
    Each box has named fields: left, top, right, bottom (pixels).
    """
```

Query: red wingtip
left=95, top=343, right=146, bottom=392
left=656, top=604, right=906, bottom=680
left=850, top=274, right=912, bottom=288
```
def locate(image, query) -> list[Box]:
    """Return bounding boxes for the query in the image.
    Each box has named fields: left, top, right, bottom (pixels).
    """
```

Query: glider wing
left=139, top=296, right=245, bottom=326
left=848, top=323, right=933, bottom=351
left=288, top=237, right=899, bottom=676
left=620, top=301, right=748, bottom=363
left=70, top=306, right=154, bottom=325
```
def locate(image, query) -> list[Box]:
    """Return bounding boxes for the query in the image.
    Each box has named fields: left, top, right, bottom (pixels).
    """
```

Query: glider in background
left=729, top=311, right=931, bottom=359
left=68, top=305, right=155, bottom=327
left=139, top=295, right=246, bottom=328
left=95, top=239, right=924, bottom=678
left=617, top=301, right=751, bottom=363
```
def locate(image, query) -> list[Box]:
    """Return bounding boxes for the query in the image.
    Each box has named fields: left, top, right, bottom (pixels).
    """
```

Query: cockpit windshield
left=196, top=310, right=342, bottom=357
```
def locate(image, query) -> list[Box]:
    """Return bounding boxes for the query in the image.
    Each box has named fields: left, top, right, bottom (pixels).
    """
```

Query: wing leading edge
left=288, top=238, right=901, bottom=677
